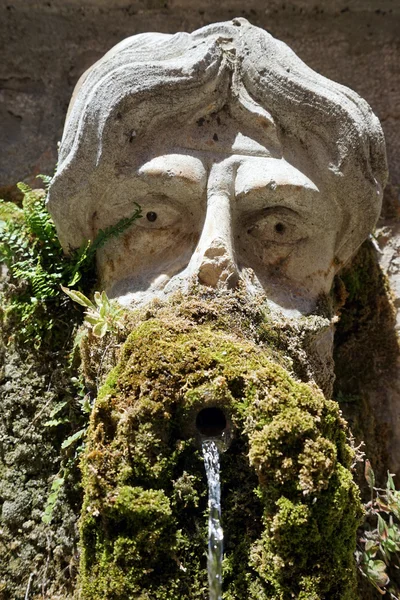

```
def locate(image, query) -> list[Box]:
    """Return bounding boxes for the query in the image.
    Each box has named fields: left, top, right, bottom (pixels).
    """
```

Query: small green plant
left=42, top=473, right=65, bottom=525
left=42, top=375, right=93, bottom=525
left=0, top=178, right=142, bottom=527
left=40, top=289, right=126, bottom=525
left=61, top=287, right=123, bottom=338
left=357, top=460, right=400, bottom=598
left=0, top=179, right=141, bottom=348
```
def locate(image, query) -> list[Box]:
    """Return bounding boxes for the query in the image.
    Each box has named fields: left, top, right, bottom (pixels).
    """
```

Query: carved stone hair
left=48, top=18, right=387, bottom=265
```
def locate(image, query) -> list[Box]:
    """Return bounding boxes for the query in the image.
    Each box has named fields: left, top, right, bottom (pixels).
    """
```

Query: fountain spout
left=196, top=407, right=226, bottom=437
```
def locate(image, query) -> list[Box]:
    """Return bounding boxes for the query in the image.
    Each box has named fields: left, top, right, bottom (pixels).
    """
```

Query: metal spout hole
left=196, top=407, right=227, bottom=437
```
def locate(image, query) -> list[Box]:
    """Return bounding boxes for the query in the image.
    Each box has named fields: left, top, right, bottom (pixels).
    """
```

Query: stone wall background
left=1, top=0, right=400, bottom=472
left=1, top=0, right=399, bottom=191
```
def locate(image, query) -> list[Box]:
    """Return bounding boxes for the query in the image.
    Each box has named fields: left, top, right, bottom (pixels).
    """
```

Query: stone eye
left=146, top=211, right=157, bottom=222
left=135, top=202, right=182, bottom=230
left=245, top=211, right=306, bottom=246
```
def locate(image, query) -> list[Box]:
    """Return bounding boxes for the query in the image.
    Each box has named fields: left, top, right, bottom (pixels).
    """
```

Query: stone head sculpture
left=47, top=18, right=387, bottom=315
left=46, top=20, right=391, bottom=599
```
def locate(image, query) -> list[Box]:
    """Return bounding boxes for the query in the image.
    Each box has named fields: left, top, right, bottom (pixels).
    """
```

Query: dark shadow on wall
left=334, top=240, right=400, bottom=485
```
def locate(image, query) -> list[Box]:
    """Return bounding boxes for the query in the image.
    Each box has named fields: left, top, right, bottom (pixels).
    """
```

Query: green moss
left=79, top=299, right=362, bottom=599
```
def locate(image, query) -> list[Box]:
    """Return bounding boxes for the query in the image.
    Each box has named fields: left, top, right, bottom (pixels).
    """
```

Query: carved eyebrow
left=235, top=158, right=319, bottom=212
left=138, top=155, right=207, bottom=189
left=138, top=168, right=204, bottom=186
left=235, top=183, right=317, bottom=214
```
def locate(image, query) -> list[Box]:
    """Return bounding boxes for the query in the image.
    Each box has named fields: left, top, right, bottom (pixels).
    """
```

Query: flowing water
left=202, top=439, right=224, bottom=600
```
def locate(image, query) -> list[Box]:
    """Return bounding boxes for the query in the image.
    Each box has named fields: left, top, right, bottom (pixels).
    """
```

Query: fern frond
left=0, top=200, right=24, bottom=224
left=22, top=194, right=57, bottom=245
left=0, top=225, right=33, bottom=267
left=16, top=182, right=32, bottom=196
left=89, top=203, right=142, bottom=258
left=11, top=259, right=37, bottom=281
left=31, top=263, right=60, bottom=299
left=67, top=241, right=91, bottom=286
left=36, top=174, right=53, bottom=191
left=1, top=180, right=141, bottom=348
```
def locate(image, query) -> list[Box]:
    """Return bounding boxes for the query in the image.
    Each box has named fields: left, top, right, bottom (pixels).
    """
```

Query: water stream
left=202, top=439, right=224, bottom=600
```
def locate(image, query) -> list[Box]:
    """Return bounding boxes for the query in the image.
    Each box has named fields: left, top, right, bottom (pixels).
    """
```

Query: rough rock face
left=0, top=341, right=81, bottom=600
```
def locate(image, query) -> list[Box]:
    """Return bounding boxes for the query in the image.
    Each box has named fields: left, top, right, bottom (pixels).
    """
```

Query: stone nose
left=197, top=238, right=238, bottom=288
left=195, top=194, right=239, bottom=289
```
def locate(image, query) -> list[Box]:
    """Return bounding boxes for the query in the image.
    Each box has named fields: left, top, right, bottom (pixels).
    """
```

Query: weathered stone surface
left=3, top=2, right=400, bottom=371
left=2, top=1, right=399, bottom=358
left=47, top=19, right=387, bottom=319
left=0, top=344, right=80, bottom=600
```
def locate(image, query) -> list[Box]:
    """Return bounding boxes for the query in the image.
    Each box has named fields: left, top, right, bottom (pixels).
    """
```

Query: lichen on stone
left=79, top=291, right=362, bottom=599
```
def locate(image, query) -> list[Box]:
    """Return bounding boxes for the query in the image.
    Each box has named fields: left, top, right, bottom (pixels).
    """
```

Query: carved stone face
left=96, top=110, right=340, bottom=314
left=47, top=19, right=386, bottom=315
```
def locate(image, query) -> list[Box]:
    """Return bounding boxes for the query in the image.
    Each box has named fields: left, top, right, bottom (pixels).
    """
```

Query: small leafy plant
left=42, top=473, right=66, bottom=525
left=61, top=287, right=123, bottom=338
left=0, top=179, right=141, bottom=348
left=357, top=460, right=400, bottom=598
left=42, top=375, right=93, bottom=525
left=40, top=288, right=125, bottom=525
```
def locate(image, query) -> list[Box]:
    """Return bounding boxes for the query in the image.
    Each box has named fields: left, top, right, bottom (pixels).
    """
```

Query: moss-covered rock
left=0, top=343, right=82, bottom=600
left=79, top=295, right=362, bottom=599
